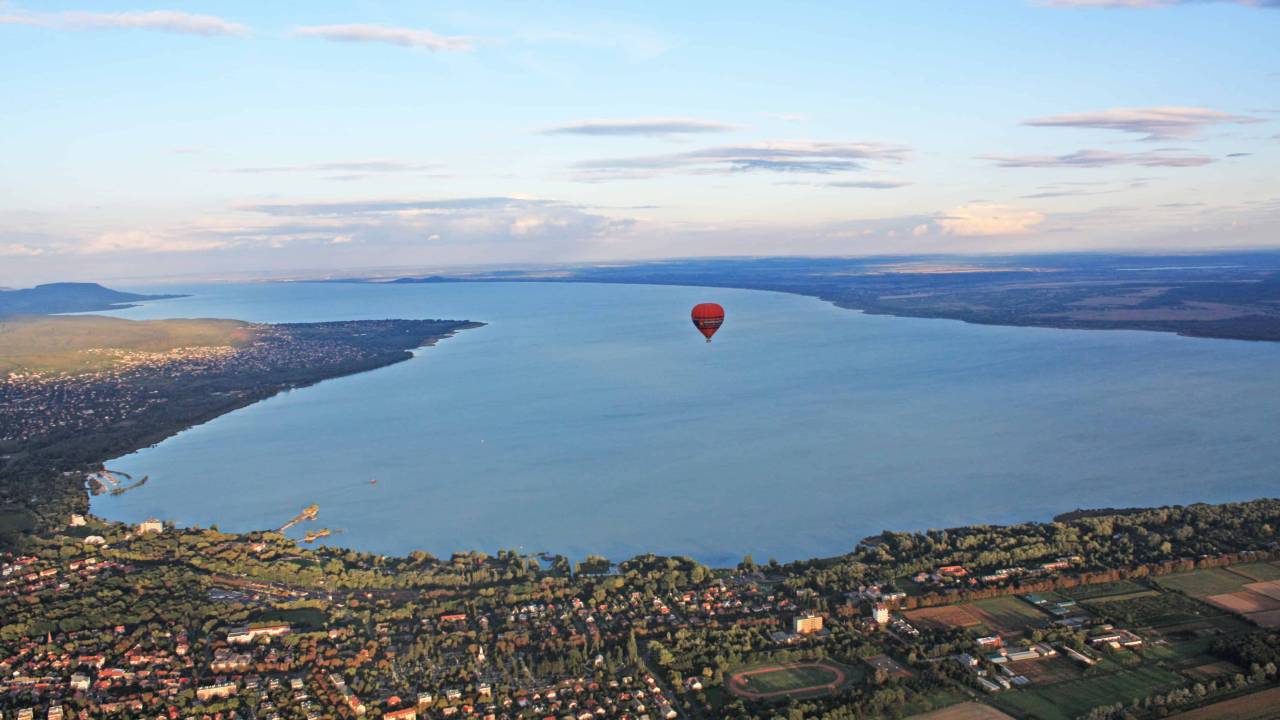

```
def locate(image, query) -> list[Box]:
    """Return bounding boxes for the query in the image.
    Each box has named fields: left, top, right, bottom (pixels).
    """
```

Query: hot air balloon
left=691, top=303, right=725, bottom=343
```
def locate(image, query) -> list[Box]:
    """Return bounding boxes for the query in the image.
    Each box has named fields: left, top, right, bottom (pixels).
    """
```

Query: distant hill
left=0, top=282, right=183, bottom=316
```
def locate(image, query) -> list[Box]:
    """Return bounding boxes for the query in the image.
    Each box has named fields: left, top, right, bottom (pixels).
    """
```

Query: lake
left=93, top=281, right=1280, bottom=566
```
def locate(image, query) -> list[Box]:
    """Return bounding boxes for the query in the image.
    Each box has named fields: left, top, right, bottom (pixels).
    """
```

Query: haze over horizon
left=2, top=0, right=1278, bottom=286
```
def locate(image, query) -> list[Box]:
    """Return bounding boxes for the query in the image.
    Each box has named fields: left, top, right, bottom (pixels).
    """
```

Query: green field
left=1060, top=580, right=1150, bottom=600
left=996, top=665, right=1185, bottom=720
left=1156, top=568, right=1250, bottom=597
left=0, top=315, right=255, bottom=374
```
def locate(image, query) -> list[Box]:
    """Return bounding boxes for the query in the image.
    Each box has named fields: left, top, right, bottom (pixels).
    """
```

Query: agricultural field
left=906, top=701, right=1014, bottom=720
left=994, top=665, right=1185, bottom=720
left=1083, top=590, right=1222, bottom=628
left=726, top=660, right=857, bottom=701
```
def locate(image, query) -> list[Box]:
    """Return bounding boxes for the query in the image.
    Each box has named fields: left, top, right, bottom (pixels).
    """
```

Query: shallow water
left=94, top=281, right=1280, bottom=566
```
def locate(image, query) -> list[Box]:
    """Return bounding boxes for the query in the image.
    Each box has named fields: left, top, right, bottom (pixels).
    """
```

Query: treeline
left=780, top=500, right=1280, bottom=599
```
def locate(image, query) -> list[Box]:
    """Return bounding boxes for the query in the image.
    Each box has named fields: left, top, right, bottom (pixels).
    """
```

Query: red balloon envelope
left=691, top=303, right=725, bottom=343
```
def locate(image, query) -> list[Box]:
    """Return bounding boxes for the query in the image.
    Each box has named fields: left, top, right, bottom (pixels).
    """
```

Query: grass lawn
left=1157, top=568, right=1249, bottom=597
left=996, top=665, right=1184, bottom=720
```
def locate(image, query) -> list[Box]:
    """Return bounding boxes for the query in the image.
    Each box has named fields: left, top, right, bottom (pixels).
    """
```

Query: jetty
left=278, top=503, right=319, bottom=533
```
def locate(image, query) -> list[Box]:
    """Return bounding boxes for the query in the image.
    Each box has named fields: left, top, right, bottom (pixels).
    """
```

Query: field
left=1246, top=609, right=1280, bottom=628
left=1206, top=579, right=1280, bottom=627
left=1158, top=568, right=1253, bottom=597
left=1168, top=685, right=1280, bottom=719
left=995, top=665, right=1185, bottom=720
left=1225, top=562, right=1280, bottom=582
left=0, top=315, right=256, bottom=374
left=727, top=660, right=856, bottom=701
left=1059, top=580, right=1151, bottom=601
left=905, top=604, right=985, bottom=631
left=1014, top=656, right=1085, bottom=685
left=900, top=688, right=971, bottom=718
left=1204, top=588, right=1280, bottom=615
left=907, top=701, right=1014, bottom=720
left=1083, top=591, right=1221, bottom=628
left=906, top=596, right=1047, bottom=636
left=971, top=597, right=1052, bottom=634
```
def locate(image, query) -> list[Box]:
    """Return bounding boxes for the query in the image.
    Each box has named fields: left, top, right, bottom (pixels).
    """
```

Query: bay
left=93, top=281, right=1280, bottom=566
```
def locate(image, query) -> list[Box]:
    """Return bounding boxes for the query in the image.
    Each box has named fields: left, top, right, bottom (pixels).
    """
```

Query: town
left=2, top=500, right=1279, bottom=720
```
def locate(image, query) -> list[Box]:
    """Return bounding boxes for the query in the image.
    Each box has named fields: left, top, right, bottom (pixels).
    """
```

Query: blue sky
left=1, top=0, right=1277, bottom=283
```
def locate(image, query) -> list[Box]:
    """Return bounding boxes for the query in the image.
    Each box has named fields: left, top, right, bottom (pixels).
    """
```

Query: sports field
left=727, top=660, right=855, bottom=700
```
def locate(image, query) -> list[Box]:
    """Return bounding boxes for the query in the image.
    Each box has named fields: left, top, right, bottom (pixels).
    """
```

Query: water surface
left=95, top=282, right=1280, bottom=566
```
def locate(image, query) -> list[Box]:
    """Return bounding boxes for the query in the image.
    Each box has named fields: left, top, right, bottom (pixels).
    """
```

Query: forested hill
left=0, top=282, right=182, bottom=316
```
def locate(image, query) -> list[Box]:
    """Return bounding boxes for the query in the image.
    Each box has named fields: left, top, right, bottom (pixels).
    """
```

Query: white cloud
left=936, top=204, right=1046, bottom=237
left=541, top=118, right=738, bottom=137
left=0, top=243, right=44, bottom=257
left=292, top=24, right=473, bottom=51
left=79, top=231, right=228, bottom=254
left=827, top=180, right=912, bottom=189
left=1024, top=106, right=1263, bottom=140
left=0, top=9, right=248, bottom=36
left=983, top=149, right=1215, bottom=167
left=574, top=140, right=909, bottom=181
